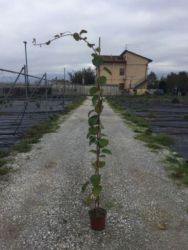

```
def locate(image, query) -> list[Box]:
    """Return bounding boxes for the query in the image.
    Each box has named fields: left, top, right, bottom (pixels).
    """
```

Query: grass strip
left=165, top=154, right=188, bottom=185
left=107, top=97, right=188, bottom=185
left=14, top=97, right=85, bottom=153
left=1, top=97, right=85, bottom=174
left=0, top=167, right=10, bottom=176
left=0, top=150, right=9, bottom=175
left=107, top=97, right=174, bottom=150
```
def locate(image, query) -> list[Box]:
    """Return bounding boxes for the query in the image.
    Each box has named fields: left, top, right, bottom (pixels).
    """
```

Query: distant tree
left=82, top=67, right=96, bottom=85
left=165, top=72, right=178, bottom=92
left=159, top=79, right=167, bottom=94
left=69, top=67, right=95, bottom=85
left=178, top=72, right=188, bottom=94
left=69, top=70, right=83, bottom=84
left=164, top=71, right=188, bottom=94
left=147, top=71, right=158, bottom=89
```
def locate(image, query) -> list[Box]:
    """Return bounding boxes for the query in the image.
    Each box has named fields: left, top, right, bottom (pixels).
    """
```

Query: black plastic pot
left=89, top=207, right=107, bottom=231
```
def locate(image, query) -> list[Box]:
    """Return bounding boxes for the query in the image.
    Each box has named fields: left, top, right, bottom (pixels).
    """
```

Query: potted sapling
left=33, top=30, right=112, bottom=230
left=76, top=32, right=112, bottom=230
left=83, top=69, right=112, bottom=230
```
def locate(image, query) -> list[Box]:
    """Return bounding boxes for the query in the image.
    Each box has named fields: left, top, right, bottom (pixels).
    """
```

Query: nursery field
left=109, top=96, right=188, bottom=160
left=0, top=99, right=188, bottom=250
left=0, top=97, right=77, bottom=151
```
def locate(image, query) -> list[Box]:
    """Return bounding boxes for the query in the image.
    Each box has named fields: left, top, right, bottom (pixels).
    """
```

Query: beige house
left=98, top=50, right=152, bottom=94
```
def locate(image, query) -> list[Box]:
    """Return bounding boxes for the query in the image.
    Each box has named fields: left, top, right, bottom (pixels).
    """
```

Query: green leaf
left=103, top=66, right=112, bottom=75
left=92, top=161, right=96, bottom=168
left=92, top=95, right=98, bottom=106
left=92, top=55, right=103, bottom=67
left=88, top=109, right=95, bottom=117
left=88, top=115, right=98, bottom=126
left=81, top=181, right=90, bottom=192
left=92, top=185, right=102, bottom=197
left=92, top=161, right=105, bottom=168
left=73, top=33, right=80, bottom=41
left=80, top=29, right=87, bottom=34
left=89, top=86, right=99, bottom=95
left=95, top=47, right=101, bottom=53
left=98, top=161, right=105, bottom=168
left=89, top=126, right=99, bottom=135
left=87, top=131, right=97, bottom=139
left=89, top=140, right=95, bottom=146
left=98, top=138, right=109, bottom=148
left=83, top=195, right=93, bottom=205
left=89, top=136, right=96, bottom=145
left=46, top=40, right=51, bottom=45
left=87, top=43, right=95, bottom=48
left=102, top=148, right=112, bottom=155
left=99, top=154, right=106, bottom=158
left=96, top=76, right=107, bottom=85
left=90, top=174, right=101, bottom=186
left=89, top=150, right=97, bottom=154
left=95, top=101, right=103, bottom=114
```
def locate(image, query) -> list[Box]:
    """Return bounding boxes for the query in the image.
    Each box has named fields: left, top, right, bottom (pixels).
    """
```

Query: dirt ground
left=0, top=98, right=188, bottom=250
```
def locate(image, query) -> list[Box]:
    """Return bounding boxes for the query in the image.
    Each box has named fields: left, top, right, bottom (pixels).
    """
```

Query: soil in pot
left=89, top=207, right=107, bottom=231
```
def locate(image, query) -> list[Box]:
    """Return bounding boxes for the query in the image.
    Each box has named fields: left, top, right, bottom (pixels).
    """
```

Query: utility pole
left=97, top=37, right=101, bottom=81
left=64, top=67, right=66, bottom=82
left=23, top=41, right=29, bottom=93
left=63, top=67, right=66, bottom=98
left=99, top=37, right=101, bottom=53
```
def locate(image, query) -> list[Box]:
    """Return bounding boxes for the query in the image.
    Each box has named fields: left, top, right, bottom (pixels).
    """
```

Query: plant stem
left=95, top=60, right=102, bottom=208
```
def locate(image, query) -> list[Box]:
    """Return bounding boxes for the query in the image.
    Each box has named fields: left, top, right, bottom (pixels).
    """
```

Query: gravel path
left=0, top=98, right=188, bottom=250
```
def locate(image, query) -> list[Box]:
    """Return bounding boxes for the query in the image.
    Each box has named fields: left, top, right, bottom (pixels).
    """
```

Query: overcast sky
left=0, top=0, right=188, bottom=78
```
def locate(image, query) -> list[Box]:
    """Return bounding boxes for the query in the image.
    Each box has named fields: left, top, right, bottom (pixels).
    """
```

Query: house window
left=119, top=68, right=125, bottom=76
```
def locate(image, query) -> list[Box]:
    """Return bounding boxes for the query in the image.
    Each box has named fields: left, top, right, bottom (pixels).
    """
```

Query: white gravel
left=0, top=98, right=188, bottom=250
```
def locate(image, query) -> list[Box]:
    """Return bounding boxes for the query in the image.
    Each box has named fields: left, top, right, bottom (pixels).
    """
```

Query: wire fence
left=0, top=67, right=122, bottom=99
left=0, top=67, right=81, bottom=151
left=0, top=66, right=122, bottom=151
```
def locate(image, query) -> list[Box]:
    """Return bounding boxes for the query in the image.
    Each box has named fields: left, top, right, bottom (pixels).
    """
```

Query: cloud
left=0, top=0, right=187, bottom=78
